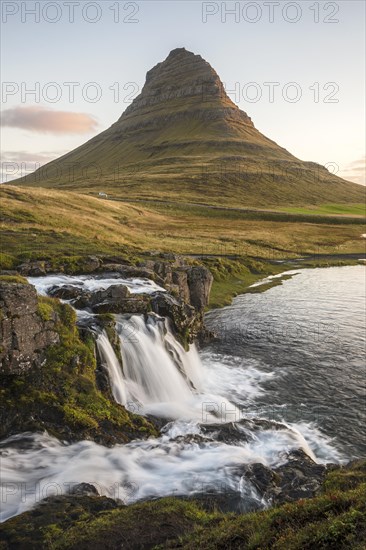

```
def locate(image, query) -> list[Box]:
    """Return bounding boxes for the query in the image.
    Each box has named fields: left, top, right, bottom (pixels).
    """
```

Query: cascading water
left=96, top=314, right=212, bottom=420
left=2, top=268, right=359, bottom=523
left=117, top=315, right=194, bottom=405
left=96, top=331, right=127, bottom=406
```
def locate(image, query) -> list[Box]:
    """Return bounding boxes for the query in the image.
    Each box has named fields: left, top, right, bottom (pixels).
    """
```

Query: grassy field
left=1, top=186, right=365, bottom=268
left=1, top=185, right=364, bottom=309
left=276, top=203, right=365, bottom=217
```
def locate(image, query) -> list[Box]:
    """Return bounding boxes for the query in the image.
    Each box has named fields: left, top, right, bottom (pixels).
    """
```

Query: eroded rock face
left=18, top=256, right=103, bottom=276
left=186, top=266, right=213, bottom=311
left=89, top=286, right=150, bottom=315
left=150, top=292, right=199, bottom=345
left=0, top=283, right=59, bottom=374
left=120, top=47, right=254, bottom=130
left=148, top=259, right=213, bottom=311
left=242, top=449, right=331, bottom=505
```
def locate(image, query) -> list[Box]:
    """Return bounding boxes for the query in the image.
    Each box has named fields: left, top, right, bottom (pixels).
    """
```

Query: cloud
left=339, top=156, right=366, bottom=186
left=1, top=150, right=67, bottom=182
left=1, top=106, right=98, bottom=134
left=2, top=150, right=66, bottom=164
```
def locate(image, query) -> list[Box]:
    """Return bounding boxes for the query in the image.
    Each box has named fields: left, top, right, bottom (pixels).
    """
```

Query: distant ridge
left=13, top=48, right=364, bottom=207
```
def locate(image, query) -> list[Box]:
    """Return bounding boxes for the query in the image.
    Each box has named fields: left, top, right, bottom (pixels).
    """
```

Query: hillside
left=11, top=48, right=364, bottom=208
left=1, top=186, right=365, bottom=275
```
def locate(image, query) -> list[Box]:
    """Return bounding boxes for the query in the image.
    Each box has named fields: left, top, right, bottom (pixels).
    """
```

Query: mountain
left=13, top=48, right=364, bottom=207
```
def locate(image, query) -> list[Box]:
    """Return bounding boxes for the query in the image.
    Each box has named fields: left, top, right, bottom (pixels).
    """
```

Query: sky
left=1, top=0, right=365, bottom=185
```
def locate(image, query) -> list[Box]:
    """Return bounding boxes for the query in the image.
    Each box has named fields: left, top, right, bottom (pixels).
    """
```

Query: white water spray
left=96, top=331, right=127, bottom=406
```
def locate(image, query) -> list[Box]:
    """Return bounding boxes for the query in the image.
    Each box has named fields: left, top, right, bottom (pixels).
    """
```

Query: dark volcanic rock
left=0, top=283, right=59, bottom=374
left=77, top=284, right=151, bottom=315
left=153, top=261, right=173, bottom=284
left=18, top=260, right=48, bottom=276
left=48, top=284, right=84, bottom=301
left=171, top=269, right=190, bottom=302
left=150, top=292, right=199, bottom=345
left=201, top=421, right=253, bottom=444
left=69, top=483, right=100, bottom=496
left=242, top=449, right=331, bottom=505
left=186, top=266, right=213, bottom=311
left=100, top=265, right=157, bottom=281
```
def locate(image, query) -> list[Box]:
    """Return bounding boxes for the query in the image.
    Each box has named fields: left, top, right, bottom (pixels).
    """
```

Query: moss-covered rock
left=0, top=282, right=59, bottom=374
left=0, top=294, right=157, bottom=445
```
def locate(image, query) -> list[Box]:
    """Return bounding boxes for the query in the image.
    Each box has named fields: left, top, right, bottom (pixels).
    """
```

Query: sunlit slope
left=12, top=49, right=364, bottom=207
left=1, top=186, right=365, bottom=268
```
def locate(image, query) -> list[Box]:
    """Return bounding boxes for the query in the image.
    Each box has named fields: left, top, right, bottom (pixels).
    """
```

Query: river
left=0, top=265, right=364, bottom=521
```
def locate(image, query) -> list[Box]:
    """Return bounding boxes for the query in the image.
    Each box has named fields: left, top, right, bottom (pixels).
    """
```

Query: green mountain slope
left=12, top=48, right=364, bottom=207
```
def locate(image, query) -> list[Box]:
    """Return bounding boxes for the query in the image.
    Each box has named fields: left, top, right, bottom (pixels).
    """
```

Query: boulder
left=101, top=265, right=157, bottom=281
left=171, top=270, right=190, bottom=302
left=48, top=284, right=84, bottom=301
left=153, top=261, right=173, bottom=284
left=83, top=255, right=101, bottom=272
left=0, top=283, right=59, bottom=374
left=242, top=449, right=330, bottom=505
left=18, top=260, right=48, bottom=276
left=69, top=483, right=100, bottom=496
left=72, top=284, right=150, bottom=315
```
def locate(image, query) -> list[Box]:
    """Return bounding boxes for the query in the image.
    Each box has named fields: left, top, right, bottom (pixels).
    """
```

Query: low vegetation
left=0, top=460, right=365, bottom=549
left=1, top=186, right=365, bottom=274
left=0, top=274, right=29, bottom=284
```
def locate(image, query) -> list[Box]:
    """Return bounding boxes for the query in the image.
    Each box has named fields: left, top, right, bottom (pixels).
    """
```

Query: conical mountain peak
left=119, top=47, right=251, bottom=126
left=14, top=48, right=363, bottom=208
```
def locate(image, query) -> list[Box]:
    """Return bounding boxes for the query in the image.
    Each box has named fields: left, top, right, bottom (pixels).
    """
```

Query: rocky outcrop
left=186, top=266, right=213, bottom=311
left=11, top=253, right=214, bottom=349
left=44, top=254, right=214, bottom=344
left=18, top=255, right=213, bottom=316
left=142, top=257, right=213, bottom=312
left=53, top=282, right=202, bottom=347
left=242, top=449, right=332, bottom=506
left=0, top=282, right=59, bottom=374
left=73, top=285, right=150, bottom=315
left=18, top=255, right=103, bottom=276
left=150, top=293, right=200, bottom=345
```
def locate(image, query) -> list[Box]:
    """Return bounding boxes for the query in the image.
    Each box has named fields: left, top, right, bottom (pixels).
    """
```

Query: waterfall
left=96, top=331, right=127, bottom=406
left=95, top=314, right=205, bottom=417
left=116, top=315, right=199, bottom=406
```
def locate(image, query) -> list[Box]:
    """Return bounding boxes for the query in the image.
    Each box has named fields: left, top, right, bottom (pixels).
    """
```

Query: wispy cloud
left=1, top=150, right=66, bottom=164
left=1, top=150, right=67, bottom=182
left=339, top=156, right=366, bottom=186
left=1, top=106, right=98, bottom=134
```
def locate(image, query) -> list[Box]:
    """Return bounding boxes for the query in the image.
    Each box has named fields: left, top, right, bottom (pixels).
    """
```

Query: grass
left=1, top=185, right=364, bottom=309
left=1, top=186, right=365, bottom=272
left=200, top=257, right=279, bottom=309
left=276, top=203, right=365, bottom=217
left=0, top=274, right=29, bottom=284
left=0, top=460, right=365, bottom=549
